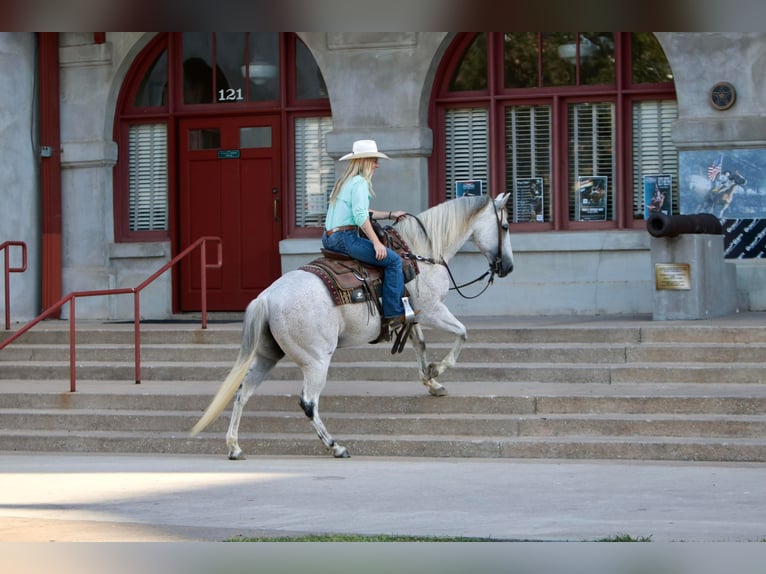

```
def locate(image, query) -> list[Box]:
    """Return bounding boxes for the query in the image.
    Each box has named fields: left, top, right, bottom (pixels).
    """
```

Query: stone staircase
left=1, top=314, right=765, bottom=461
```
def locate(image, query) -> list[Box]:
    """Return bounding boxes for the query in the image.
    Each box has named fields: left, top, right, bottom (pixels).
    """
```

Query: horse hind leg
left=226, top=354, right=277, bottom=460
left=299, top=364, right=349, bottom=458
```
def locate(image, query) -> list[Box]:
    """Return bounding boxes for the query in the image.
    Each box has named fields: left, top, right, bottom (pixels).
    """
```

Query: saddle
left=300, top=225, right=419, bottom=309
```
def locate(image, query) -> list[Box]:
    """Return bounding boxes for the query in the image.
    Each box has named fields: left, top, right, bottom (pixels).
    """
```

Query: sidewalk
left=0, top=451, right=764, bottom=543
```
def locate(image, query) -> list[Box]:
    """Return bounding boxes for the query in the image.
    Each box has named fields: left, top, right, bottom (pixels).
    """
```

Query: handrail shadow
left=1, top=241, right=28, bottom=330
left=0, top=236, right=222, bottom=392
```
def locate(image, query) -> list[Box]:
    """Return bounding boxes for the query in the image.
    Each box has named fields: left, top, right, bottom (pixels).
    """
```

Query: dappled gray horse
left=190, top=193, right=514, bottom=459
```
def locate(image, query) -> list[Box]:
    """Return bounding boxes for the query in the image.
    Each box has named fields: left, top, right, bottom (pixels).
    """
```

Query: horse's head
left=471, top=193, right=514, bottom=278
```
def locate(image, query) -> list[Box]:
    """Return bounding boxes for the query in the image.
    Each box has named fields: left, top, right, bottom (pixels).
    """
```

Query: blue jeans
left=322, top=229, right=404, bottom=318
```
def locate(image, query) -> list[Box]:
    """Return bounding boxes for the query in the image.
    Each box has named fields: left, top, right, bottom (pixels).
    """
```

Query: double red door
left=179, top=115, right=282, bottom=311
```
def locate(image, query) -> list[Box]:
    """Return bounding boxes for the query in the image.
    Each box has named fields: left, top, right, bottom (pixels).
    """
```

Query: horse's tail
left=189, top=297, right=268, bottom=437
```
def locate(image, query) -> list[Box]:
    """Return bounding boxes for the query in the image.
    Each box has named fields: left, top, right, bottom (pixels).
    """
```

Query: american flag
left=707, top=155, right=723, bottom=181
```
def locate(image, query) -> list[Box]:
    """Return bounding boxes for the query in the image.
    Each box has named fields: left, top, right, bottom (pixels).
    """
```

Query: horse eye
left=502, top=222, right=509, bottom=231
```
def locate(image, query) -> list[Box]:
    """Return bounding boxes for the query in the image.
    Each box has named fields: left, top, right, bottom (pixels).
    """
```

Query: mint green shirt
left=325, top=175, right=371, bottom=230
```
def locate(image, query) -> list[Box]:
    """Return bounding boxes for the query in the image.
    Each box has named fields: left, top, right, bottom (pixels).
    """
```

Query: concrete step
left=6, top=341, right=766, bottom=364
left=2, top=360, right=765, bottom=384
left=3, top=407, right=764, bottom=438
left=2, top=312, right=766, bottom=462
left=1, top=428, right=764, bottom=462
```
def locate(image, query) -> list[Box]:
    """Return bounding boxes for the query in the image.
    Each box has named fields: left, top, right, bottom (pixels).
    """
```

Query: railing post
left=134, top=291, right=141, bottom=384
left=69, top=297, right=76, bottom=392
left=3, top=241, right=28, bottom=330
left=200, top=241, right=208, bottom=330
left=3, top=247, right=9, bottom=331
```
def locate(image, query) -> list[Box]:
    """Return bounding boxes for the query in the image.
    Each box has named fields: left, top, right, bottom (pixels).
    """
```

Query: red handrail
left=0, top=236, right=222, bottom=392
left=1, top=241, right=28, bottom=330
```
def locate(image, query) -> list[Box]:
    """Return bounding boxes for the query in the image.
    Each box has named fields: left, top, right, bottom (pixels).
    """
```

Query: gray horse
left=190, top=193, right=514, bottom=459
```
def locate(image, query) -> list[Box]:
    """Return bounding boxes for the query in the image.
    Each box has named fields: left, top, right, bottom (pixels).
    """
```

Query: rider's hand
left=373, top=240, right=387, bottom=260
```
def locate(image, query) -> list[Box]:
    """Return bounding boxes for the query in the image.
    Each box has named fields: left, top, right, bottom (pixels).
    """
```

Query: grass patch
left=227, top=534, right=507, bottom=542
left=228, top=533, right=654, bottom=542
left=594, top=533, right=653, bottom=542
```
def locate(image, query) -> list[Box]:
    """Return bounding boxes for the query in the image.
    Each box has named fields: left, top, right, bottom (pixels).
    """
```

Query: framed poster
left=644, top=174, right=672, bottom=219
left=455, top=179, right=484, bottom=197
left=515, top=177, right=544, bottom=222
left=576, top=176, right=608, bottom=221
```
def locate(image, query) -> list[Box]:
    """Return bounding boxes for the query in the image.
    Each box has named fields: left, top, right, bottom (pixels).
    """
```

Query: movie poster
left=576, top=176, right=607, bottom=221
left=455, top=180, right=484, bottom=197
left=515, top=177, right=544, bottom=223
left=644, top=174, right=672, bottom=219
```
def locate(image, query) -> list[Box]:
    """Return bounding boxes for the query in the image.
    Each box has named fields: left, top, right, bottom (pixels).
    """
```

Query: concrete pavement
left=0, top=451, right=764, bottom=543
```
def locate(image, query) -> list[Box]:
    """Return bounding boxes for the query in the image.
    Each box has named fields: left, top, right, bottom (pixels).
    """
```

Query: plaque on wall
left=655, top=263, right=691, bottom=291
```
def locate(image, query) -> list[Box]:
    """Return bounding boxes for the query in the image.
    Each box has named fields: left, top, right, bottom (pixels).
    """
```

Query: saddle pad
left=301, top=258, right=381, bottom=306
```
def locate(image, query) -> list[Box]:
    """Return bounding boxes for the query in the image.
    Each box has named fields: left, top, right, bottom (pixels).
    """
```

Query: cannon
left=647, top=213, right=722, bottom=238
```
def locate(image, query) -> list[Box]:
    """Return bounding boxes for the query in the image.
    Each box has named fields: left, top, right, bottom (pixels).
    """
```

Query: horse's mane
left=395, top=195, right=491, bottom=262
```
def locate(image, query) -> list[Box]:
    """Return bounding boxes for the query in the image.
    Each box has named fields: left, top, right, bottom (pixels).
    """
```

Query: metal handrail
left=0, top=236, right=222, bottom=392
left=1, top=241, right=28, bottom=330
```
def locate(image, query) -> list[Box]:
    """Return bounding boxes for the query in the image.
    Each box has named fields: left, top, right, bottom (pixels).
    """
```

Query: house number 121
left=218, top=88, right=244, bottom=101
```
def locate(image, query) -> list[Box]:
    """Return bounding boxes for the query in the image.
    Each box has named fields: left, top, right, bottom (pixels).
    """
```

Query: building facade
left=2, top=32, right=765, bottom=323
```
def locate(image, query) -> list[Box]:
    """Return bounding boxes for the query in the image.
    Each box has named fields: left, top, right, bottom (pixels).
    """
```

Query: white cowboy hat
left=339, top=139, right=390, bottom=161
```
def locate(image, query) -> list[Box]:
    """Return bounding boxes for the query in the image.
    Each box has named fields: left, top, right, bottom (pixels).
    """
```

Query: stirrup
left=402, top=296, right=416, bottom=323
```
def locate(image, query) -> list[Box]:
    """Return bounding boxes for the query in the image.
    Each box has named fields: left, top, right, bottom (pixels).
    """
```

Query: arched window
left=431, top=33, right=677, bottom=231
left=113, top=32, right=332, bottom=242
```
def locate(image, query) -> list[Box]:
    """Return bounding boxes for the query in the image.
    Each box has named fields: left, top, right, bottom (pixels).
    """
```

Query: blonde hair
left=329, top=158, right=378, bottom=204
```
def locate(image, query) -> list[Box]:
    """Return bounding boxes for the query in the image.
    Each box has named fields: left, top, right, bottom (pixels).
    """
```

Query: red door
left=179, top=115, right=282, bottom=311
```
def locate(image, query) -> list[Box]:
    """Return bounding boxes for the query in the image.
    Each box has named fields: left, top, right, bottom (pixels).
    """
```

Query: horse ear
left=494, top=193, right=510, bottom=208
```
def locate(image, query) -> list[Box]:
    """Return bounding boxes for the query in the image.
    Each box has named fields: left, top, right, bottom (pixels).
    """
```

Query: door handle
left=273, top=197, right=280, bottom=222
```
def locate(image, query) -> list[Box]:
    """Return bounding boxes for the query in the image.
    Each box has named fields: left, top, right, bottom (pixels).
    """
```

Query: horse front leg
left=299, top=363, right=349, bottom=458
left=411, top=307, right=467, bottom=396
left=409, top=324, right=447, bottom=397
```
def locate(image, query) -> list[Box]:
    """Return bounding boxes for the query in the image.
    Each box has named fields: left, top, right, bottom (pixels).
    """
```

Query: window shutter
left=294, top=116, right=334, bottom=228
left=568, top=102, right=615, bottom=221
left=128, top=124, right=168, bottom=231
left=444, top=108, right=489, bottom=199
left=632, top=100, right=678, bottom=218
left=505, top=105, right=552, bottom=222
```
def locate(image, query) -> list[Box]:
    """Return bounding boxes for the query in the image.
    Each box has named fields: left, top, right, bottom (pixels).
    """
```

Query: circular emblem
left=710, top=82, right=736, bottom=111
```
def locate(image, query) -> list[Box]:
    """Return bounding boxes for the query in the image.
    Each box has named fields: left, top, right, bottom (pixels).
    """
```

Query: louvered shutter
left=632, top=100, right=678, bottom=218
left=294, top=116, right=334, bottom=227
left=568, top=102, right=615, bottom=221
left=128, top=124, right=168, bottom=231
left=505, top=105, right=552, bottom=222
left=444, top=108, right=489, bottom=200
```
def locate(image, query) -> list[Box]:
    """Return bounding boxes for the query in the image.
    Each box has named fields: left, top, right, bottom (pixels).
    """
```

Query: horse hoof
left=228, top=449, right=246, bottom=460
left=428, top=386, right=448, bottom=397
left=423, top=378, right=448, bottom=397
left=333, top=446, right=350, bottom=458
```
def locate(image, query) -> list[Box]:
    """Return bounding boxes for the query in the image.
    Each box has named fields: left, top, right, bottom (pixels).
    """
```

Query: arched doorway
left=113, top=33, right=332, bottom=311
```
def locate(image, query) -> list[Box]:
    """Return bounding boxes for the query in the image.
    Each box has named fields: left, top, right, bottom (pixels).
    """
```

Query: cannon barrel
left=647, top=213, right=722, bottom=238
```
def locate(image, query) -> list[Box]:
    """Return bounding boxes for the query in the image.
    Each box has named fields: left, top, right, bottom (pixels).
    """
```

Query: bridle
left=399, top=197, right=509, bottom=300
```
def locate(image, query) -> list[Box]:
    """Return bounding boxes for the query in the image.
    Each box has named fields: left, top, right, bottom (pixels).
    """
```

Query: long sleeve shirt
left=325, top=175, right=371, bottom=230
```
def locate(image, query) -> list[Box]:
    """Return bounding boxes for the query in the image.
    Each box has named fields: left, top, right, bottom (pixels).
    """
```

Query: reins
left=395, top=199, right=504, bottom=299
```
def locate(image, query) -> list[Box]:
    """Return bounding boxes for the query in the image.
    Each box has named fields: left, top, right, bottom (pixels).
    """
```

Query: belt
left=325, top=225, right=358, bottom=236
